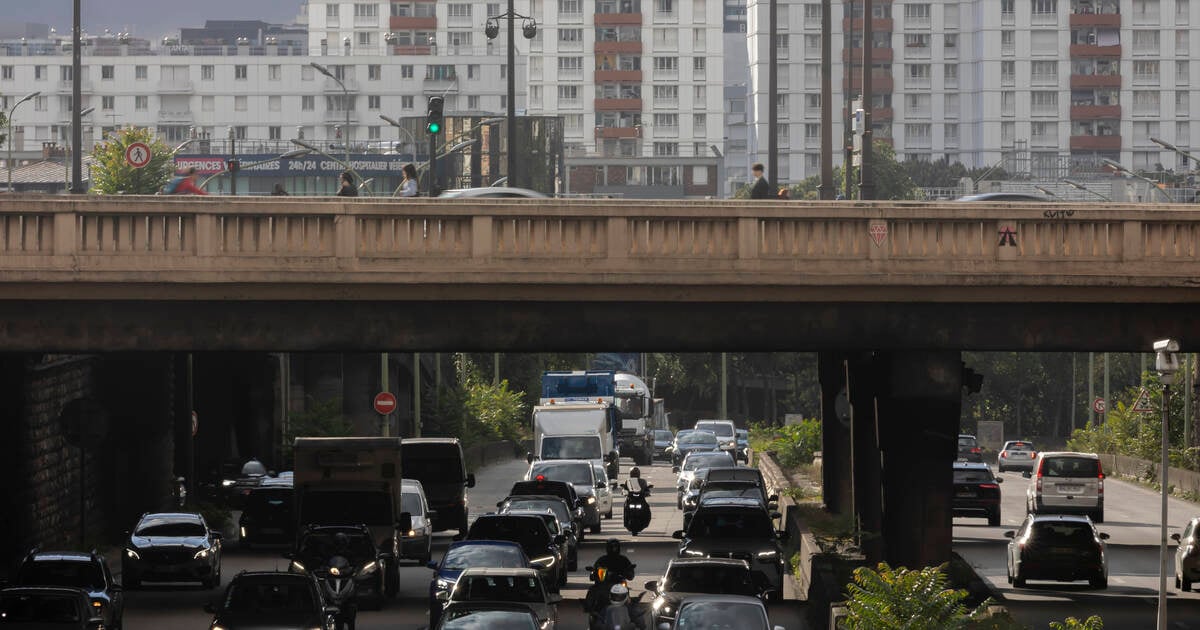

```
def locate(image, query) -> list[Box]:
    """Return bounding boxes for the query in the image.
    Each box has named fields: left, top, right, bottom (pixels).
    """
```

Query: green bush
left=750, top=419, right=822, bottom=469
left=841, top=562, right=993, bottom=630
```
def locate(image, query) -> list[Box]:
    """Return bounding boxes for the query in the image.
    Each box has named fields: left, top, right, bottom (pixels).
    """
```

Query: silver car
left=1173, top=516, right=1200, bottom=591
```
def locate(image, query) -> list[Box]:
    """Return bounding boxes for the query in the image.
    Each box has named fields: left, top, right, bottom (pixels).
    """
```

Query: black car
left=205, top=571, right=333, bottom=630
left=289, top=524, right=388, bottom=609
left=496, top=495, right=580, bottom=571
left=402, top=438, right=477, bottom=534
left=644, top=558, right=766, bottom=626
left=0, top=586, right=105, bottom=629
left=466, top=514, right=567, bottom=592
left=434, top=602, right=541, bottom=630
left=122, top=512, right=223, bottom=588
left=952, top=462, right=1002, bottom=526
left=673, top=497, right=787, bottom=601
left=239, top=482, right=295, bottom=548
left=1006, top=514, right=1109, bottom=589
left=957, top=434, right=983, bottom=462
left=13, top=550, right=124, bottom=630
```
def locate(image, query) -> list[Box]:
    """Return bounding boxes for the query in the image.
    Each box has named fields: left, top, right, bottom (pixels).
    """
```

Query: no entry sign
left=373, top=392, right=398, bottom=415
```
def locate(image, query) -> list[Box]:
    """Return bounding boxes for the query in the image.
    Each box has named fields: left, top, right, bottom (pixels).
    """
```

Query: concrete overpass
left=3, top=195, right=1200, bottom=572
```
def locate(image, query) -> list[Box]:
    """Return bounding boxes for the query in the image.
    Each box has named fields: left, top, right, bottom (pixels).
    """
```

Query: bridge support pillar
left=818, top=352, right=851, bottom=516
left=876, top=350, right=961, bottom=570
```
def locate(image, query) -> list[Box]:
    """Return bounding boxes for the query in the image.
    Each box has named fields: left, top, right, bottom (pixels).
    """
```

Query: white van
left=1024, top=452, right=1104, bottom=523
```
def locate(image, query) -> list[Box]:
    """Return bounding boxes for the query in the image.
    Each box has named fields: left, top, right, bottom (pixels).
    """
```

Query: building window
left=368, top=95, right=381, bottom=109
left=235, top=96, right=248, bottom=111
left=402, top=95, right=415, bottom=109
left=235, top=65, right=248, bottom=80
left=401, top=65, right=414, bottom=79
left=135, top=95, right=148, bottom=111
left=101, top=96, right=114, bottom=110
left=135, top=65, right=148, bottom=79
left=302, top=95, right=315, bottom=111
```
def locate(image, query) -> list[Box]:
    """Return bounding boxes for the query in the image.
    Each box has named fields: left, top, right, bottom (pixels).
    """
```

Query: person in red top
left=164, top=167, right=208, bottom=195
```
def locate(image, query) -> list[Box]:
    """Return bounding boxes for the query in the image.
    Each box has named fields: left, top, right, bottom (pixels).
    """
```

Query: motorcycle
left=317, top=555, right=358, bottom=630
left=621, top=482, right=653, bottom=536
left=585, top=563, right=636, bottom=630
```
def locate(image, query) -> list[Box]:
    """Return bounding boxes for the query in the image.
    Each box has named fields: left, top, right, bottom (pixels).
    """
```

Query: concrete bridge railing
left=1, top=196, right=1197, bottom=301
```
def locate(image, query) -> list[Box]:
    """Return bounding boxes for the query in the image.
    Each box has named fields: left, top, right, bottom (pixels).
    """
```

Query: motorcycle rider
left=322, top=532, right=358, bottom=630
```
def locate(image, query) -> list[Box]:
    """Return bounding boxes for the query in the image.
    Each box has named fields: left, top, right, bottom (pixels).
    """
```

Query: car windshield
left=531, top=462, right=592, bottom=485
left=468, top=518, right=550, bottom=553
left=684, top=454, right=732, bottom=471
left=457, top=575, right=544, bottom=603
left=241, top=460, right=267, bottom=476
left=225, top=579, right=316, bottom=613
left=679, top=432, right=718, bottom=446
left=297, top=532, right=376, bottom=564
left=539, top=436, right=603, bottom=460
left=402, top=445, right=465, bottom=482
left=17, top=561, right=105, bottom=590
left=135, top=520, right=208, bottom=537
left=696, top=423, right=734, bottom=438
left=688, top=510, right=777, bottom=539
left=1042, top=457, right=1100, bottom=477
left=675, top=601, right=767, bottom=629
left=1032, top=521, right=1097, bottom=544
left=0, top=593, right=81, bottom=623
left=401, top=492, right=425, bottom=516
left=953, top=469, right=994, bottom=483
left=441, top=609, right=538, bottom=629
left=246, top=489, right=292, bottom=510
left=298, top=490, right=393, bottom=526
left=666, top=565, right=759, bottom=595
left=441, top=544, right=527, bottom=571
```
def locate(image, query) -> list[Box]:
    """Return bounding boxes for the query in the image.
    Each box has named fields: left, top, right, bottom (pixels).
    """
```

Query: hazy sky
left=4, top=0, right=303, bottom=37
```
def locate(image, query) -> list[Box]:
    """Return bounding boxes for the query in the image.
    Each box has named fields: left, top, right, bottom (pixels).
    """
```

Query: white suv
left=1024, top=452, right=1104, bottom=523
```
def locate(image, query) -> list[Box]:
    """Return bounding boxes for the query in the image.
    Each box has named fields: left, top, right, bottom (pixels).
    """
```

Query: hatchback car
left=667, top=594, right=784, bottom=630
left=957, top=434, right=983, bottom=462
left=466, top=514, right=567, bottom=592
left=673, top=497, right=787, bottom=601
left=122, top=512, right=223, bottom=588
left=525, top=460, right=602, bottom=534
left=644, top=558, right=767, bottom=627
left=1005, top=514, right=1109, bottom=588
left=997, top=440, right=1038, bottom=473
left=13, top=550, right=123, bottom=630
left=400, top=479, right=434, bottom=565
left=1172, top=516, right=1200, bottom=591
left=1025, top=452, right=1105, bottom=522
left=204, top=571, right=333, bottom=630
left=438, top=568, right=561, bottom=628
left=0, top=586, right=104, bottom=629
left=426, top=540, right=533, bottom=627
left=952, top=462, right=1002, bottom=526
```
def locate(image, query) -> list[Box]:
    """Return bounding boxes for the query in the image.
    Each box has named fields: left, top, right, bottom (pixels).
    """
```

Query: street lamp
left=1154, top=338, right=1180, bottom=630
left=310, top=62, right=351, bottom=164
left=1102, top=157, right=1173, bottom=202
left=6, top=90, right=41, bottom=192
left=483, top=5, right=537, bottom=188
left=1062, top=178, right=1112, bottom=202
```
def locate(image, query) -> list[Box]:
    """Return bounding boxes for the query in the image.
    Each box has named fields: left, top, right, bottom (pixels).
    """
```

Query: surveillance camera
left=1153, top=339, right=1180, bottom=353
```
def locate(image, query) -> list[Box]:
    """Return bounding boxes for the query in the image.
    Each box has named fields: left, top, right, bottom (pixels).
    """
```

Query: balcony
left=595, top=98, right=643, bottom=111
left=1070, top=13, right=1121, bottom=27
left=595, top=41, right=642, bottom=54
left=842, top=47, right=893, bottom=63
left=1071, top=104, right=1121, bottom=118
left=1070, top=44, right=1122, bottom=57
left=156, top=80, right=194, bottom=93
left=595, top=69, right=642, bottom=82
left=595, top=126, right=640, bottom=139
left=1071, top=73, right=1121, bottom=88
left=390, top=16, right=437, bottom=29
left=1070, top=135, right=1121, bottom=150
left=595, top=12, right=642, bottom=25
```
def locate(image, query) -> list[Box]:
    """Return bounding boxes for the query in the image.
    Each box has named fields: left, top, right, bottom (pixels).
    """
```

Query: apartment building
left=746, top=0, right=1199, bottom=185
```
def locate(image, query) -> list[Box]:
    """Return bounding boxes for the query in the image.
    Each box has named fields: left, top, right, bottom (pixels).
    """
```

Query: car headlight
left=358, top=561, right=378, bottom=576
left=125, top=548, right=140, bottom=560
left=587, top=496, right=596, bottom=505
left=291, top=560, right=307, bottom=574
left=756, top=550, right=778, bottom=559
left=193, top=547, right=212, bottom=560
left=532, top=555, right=556, bottom=568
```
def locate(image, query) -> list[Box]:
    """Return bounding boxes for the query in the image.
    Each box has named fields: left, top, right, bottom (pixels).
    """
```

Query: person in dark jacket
left=336, top=171, right=358, bottom=197
left=749, top=162, right=771, bottom=199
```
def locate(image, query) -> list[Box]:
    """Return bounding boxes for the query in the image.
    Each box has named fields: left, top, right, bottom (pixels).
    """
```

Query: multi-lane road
left=954, top=469, right=1200, bottom=629
left=122, top=457, right=807, bottom=629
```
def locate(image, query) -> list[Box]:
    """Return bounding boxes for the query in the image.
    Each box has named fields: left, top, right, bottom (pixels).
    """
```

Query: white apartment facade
left=746, top=0, right=1200, bottom=186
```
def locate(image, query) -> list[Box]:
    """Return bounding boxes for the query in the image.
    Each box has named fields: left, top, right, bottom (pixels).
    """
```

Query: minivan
left=1024, top=452, right=1104, bottom=523
left=401, top=438, right=476, bottom=533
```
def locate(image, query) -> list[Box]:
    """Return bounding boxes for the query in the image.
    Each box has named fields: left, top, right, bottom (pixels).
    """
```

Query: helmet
left=630, top=467, right=641, bottom=478
left=606, top=538, right=621, bottom=556
left=609, top=583, right=629, bottom=603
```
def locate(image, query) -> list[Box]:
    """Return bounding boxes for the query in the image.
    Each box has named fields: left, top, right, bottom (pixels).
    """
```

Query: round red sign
left=373, top=392, right=398, bottom=415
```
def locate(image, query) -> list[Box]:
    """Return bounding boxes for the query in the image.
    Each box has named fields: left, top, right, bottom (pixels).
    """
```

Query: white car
left=591, top=461, right=615, bottom=519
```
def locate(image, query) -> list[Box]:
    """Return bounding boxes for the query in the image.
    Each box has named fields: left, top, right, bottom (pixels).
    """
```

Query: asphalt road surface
left=954, top=469, right=1200, bottom=629
left=121, top=456, right=808, bottom=629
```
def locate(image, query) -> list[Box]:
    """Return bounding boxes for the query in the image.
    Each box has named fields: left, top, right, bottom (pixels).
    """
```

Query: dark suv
left=402, top=438, right=477, bottom=534
left=672, top=497, right=787, bottom=601
left=13, top=550, right=123, bottom=629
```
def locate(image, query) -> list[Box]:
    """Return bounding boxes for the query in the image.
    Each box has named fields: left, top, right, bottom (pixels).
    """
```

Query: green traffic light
left=427, top=122, right=441, bottom=134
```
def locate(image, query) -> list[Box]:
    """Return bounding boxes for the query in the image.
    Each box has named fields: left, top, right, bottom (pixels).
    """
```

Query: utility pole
left=817, top=0, right=833, bottom=199
left=767, top=0, right=778, bottom=190
left=858, top=0, right=875, bottom=200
